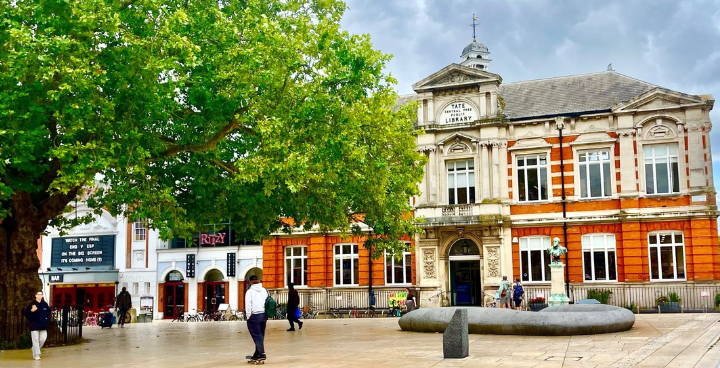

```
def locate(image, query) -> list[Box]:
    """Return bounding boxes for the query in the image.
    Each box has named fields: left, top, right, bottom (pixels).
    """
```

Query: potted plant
left=529, top=296, right=548, bottom=311
left=657, top=292, right=681, bottom=313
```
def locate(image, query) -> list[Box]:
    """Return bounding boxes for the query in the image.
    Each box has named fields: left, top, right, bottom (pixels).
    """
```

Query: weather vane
left=470, top=13, right=478, bottom=42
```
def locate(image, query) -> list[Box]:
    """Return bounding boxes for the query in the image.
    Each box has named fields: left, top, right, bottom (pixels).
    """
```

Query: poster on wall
left=50, top=235, right=115, bottom=268
left=388, top=291, right=407, bottom=308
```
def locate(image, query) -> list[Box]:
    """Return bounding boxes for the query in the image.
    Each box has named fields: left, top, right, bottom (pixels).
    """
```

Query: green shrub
left=715, top=293, right=720, bottom=307
left=667, top=292, right=681, bottom=303
left=586, top=289, right=612, bottom=304
left=625, top=301, right=637, bottom=312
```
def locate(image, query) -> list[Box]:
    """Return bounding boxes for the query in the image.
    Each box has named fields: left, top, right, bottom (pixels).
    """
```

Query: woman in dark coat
left=24, top=290, right=51, bottom=360
left=286, top=282, right=303, bottom=331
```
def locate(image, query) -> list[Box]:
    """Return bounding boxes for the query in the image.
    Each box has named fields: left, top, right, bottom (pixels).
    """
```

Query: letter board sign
left=51, top=235, right=115, bottom=268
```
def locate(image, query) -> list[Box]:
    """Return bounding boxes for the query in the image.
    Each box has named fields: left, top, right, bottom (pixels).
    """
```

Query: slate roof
left=499, top=71, right=657, bottom=120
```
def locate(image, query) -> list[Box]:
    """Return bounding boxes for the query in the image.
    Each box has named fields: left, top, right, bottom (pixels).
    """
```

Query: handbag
left=294, top=308, right=301, bottom=319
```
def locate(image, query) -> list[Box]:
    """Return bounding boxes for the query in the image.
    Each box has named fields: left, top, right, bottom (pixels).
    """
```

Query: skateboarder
left=245, top=275, right=268, bottom=363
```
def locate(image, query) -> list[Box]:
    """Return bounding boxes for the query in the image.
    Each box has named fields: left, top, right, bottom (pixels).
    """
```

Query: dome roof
left=462, top=41, right=488, bottom=55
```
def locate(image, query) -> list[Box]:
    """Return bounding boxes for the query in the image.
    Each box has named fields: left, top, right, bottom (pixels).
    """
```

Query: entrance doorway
left=164, top=270, right=185, bottom=319
left=448, top=239, right=482, bottom=306
left=204, top=269, right=225, bottom=314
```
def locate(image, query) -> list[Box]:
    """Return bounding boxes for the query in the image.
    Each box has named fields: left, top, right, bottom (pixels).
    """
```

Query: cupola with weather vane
left=460, top=14, right=491, bottom=70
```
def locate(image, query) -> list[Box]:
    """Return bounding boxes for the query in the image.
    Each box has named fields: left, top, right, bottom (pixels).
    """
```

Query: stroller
left=100, top=308, right=116, bottom=329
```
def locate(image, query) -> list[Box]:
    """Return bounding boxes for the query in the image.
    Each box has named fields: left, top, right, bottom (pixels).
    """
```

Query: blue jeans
left=247, top=313, right=267, bottom=356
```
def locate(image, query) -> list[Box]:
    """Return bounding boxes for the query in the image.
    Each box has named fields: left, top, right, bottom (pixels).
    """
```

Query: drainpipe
left=368, top=230, right=374, bottom=308
left=558, top=119, right=571, bottom=299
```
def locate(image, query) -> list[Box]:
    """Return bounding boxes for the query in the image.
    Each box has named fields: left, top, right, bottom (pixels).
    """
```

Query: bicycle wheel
left=123, top=313, right=132, bottom=324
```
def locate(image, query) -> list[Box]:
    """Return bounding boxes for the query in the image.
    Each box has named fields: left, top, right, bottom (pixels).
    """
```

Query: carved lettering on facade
left=423, top=248, right=436, bottom=279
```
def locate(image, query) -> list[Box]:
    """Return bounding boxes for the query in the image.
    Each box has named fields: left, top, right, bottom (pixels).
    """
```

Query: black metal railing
left=1, top=305, right=82, bottom=349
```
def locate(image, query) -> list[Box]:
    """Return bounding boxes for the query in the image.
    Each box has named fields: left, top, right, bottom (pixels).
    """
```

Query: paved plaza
left=2, top=313, right=720, bottom=367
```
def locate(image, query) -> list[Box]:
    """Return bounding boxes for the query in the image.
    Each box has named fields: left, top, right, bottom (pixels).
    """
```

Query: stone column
left=481, top=143, right=490, bottom=200
left=499, top=142, right=508, bottom=200
left=492, top=142, right=500, bottom=198
left=548, top=263, right=570, bottom=306
left=428, top=148, right=437, bottom=203
left=618, top=129, right=637, bottom=194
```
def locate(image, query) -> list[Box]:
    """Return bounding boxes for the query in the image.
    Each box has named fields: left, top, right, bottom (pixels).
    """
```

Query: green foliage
left=715, top=293, right=720, bottom=307
left=625, top=301, right=638, bottom=312
left=0, top=331, right=31, bottom=349
left=656, top=292, right=681, bottom=304
left=586, top=289, right=612, bottom=304
left=0, top=0, right=425, bottom=258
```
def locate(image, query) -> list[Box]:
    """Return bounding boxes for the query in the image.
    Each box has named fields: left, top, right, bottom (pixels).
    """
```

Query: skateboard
left=246, top=355, right=265, bottom=364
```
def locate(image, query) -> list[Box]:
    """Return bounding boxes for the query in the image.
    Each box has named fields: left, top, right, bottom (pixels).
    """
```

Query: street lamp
left=461, top=239, right=470, bottom=255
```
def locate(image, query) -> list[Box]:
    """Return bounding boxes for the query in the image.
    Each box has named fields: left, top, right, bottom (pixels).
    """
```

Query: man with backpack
left=245, top=274, right=271, bottom=363
left=498, top=276, right=512, bottom=309
left=512, top=278, right=525, bottom=310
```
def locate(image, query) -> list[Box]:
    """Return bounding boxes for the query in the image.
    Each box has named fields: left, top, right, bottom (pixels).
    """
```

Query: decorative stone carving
left=436, top=71, right=476, bottom=85
left=426, top=229, right=436, bottom=239
left=441, top=231, right=455, bottom=242
left=423, top=248, right=437, bottom=279
left=486, top=247, right=500, bottom=277
left=645, top=125, right=675, bottom=139
left=618, top=129, right=635, bottom=137
left=416, top=145, right=436, bottom=153
left=687, top=123, right=703, bottom=132
left=134, top=250, right=144, bottom=262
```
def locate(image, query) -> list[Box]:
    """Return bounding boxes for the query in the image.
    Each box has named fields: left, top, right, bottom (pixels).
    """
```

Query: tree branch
left=209, top=159, right=237, bottom=174
left=153, top=107, right=253, bottom=160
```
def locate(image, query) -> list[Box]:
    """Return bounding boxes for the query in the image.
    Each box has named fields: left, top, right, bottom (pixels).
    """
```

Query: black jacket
left=115, top=291, right=132, bottom=309
left=287, top=288, right=300, bottom=311
left=24, top=300, right=51, bottom=331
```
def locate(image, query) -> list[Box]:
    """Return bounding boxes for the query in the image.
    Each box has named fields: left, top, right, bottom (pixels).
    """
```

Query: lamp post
left=368, top=230, right=375, bottom=308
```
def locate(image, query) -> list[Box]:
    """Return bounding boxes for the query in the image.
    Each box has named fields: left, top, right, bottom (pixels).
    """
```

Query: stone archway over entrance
left=448, top=238, right=482, bottom=306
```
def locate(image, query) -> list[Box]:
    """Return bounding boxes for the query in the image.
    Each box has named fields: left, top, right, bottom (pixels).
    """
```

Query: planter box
left=658, top=302, right=681, bottom=313
left=529, top=303, right=548, bottom=312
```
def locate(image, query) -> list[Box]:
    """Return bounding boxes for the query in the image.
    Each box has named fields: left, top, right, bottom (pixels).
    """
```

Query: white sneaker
left=34, top=355, right=41, bottom=360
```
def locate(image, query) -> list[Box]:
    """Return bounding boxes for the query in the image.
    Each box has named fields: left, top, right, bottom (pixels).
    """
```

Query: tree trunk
left=0, top=192, right=48, bottom=346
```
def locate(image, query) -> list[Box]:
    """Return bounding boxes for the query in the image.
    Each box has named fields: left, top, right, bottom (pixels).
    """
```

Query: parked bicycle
left=301, top=306, right=318, bottom=319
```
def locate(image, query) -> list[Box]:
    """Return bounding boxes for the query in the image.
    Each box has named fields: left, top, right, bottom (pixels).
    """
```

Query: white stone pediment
left=569, top=132, right=616, bottom=146
left=436, top=132, right=479, bottom=146
left=413, top=64, right=500, bottom=92
left=613, top=88, right=708, bottom=112
left=48, top=205, right=118, bottom=236
left=508, top=137, right=552, bottom=151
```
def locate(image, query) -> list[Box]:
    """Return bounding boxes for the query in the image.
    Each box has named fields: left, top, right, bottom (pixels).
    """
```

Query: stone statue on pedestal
left=547, top=237, right=567, bottom=264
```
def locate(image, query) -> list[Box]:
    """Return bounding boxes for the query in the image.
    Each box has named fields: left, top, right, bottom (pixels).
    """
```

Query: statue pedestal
left=548, top=263, right=570, bottom=307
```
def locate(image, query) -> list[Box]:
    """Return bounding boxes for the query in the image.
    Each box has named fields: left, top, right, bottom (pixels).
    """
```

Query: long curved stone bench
left=398, top=304, right=635, bottom=336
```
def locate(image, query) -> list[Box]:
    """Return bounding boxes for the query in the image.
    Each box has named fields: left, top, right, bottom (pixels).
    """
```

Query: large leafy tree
left=0, top=0, right=424, bottom=343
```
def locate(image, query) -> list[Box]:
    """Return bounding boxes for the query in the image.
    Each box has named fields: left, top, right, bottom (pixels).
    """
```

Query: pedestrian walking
left=499, top=276, right=512, bottom=309
left=405, top=288, right=418, bottom=312
left=245, top=275, right=268, bottom=363
left=115, top=287, right=132, bottom=327
left=512, top=278, right=525, bottom=311
left=286, top=282, right=303, bottom=331
left=24, top=291, right=51, bottom=360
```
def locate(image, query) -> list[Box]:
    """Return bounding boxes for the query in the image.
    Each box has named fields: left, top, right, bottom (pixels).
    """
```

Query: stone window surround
left=133, top=219, right=146, bottom=242
left=518, top=236, right=552, bottom=284
left=333, top=243, right=359, bottom=286
left=384, top=242, right=412, bottom=285
left=510, top=147, right=553, bottom=204
left=570, top=141, right=618, bottom=201
left=284, top=245, right=308, bottom=287
left=648, top=231, right=687, bottom=282
left=634, top=117, right=688, bottom=196
left=581, top=233, right=618, bottom=283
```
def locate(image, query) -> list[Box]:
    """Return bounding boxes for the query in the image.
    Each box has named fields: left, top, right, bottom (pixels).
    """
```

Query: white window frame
left=648, top=231, right=686, bottom=281
left=384, top=243, right=412, bottom=285
left=577, top=149, right=613, bottom=199
left=334, top=243, right=359, bottom=286
left=284, top=246, right=308, bottom=287
left=446, top=159, right=476, bottom=205
left=581, top=234, right=618, bottom=282
left=642, top=143, right=680, bottom=195
left=513, top=151, right=550, bottom=203
left=133, top=220, right=146, bottom=242
left=519, top=236, right=551, bottom=283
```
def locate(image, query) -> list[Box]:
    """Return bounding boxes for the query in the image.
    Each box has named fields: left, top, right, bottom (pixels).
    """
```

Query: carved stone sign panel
left=486, top=246, right=500, bottom=278
left=439, top=102, right=478, bottom=124
left=423, top=248, right=437, bottom=279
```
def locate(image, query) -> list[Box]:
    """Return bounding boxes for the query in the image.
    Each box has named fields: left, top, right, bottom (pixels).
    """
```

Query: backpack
left=264, top=291, right=277, bottom=317
left=513, top=285, right=524, bottom=298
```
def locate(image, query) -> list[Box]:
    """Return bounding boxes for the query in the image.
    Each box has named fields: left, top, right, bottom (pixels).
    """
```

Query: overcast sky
left=341, top=0, right=720, bottom=179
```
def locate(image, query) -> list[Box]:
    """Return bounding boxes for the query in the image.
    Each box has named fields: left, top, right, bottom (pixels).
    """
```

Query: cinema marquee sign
left=51, top=235, right=115, bottom=268
left=440, top=102, right=478, bottom=124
